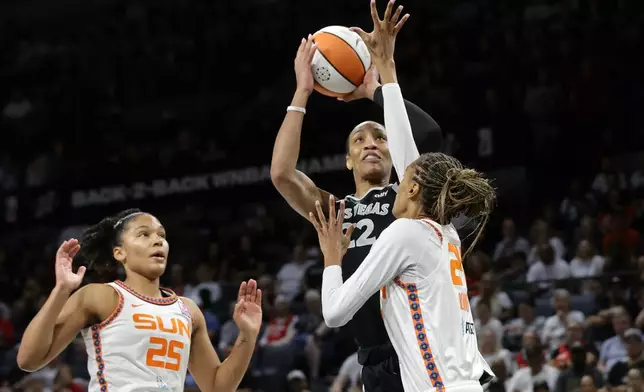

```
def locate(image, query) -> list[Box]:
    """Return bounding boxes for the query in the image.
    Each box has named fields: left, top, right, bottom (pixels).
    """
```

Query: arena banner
left=1, top=153, right=349, bottom=226
left=70, top=154, right=347, bottom=208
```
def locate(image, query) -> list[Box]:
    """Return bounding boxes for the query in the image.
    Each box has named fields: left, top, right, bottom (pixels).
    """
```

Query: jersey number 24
left=449, top=243, right=470, bottom=312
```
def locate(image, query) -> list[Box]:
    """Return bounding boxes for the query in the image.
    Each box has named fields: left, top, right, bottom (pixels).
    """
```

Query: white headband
left=113, top=212, right=146, bottom=229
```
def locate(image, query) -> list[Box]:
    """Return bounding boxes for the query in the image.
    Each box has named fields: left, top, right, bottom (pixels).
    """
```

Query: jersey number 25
left=146, top=337, right=184, bottom=371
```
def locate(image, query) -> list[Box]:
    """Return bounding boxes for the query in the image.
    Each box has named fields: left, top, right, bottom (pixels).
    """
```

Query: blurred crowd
left=1, top=0, right=644, bottom=391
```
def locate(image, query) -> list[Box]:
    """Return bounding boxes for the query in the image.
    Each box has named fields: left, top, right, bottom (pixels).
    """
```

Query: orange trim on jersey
left=115, top=280, right=178, bottom=305
left=89, top=287, right=125, bottom=392
left=97, top=286, right=125, bottom=329
left=421, top=219, right=443, bottom=243
left=394, top=276, right=445, bottom=391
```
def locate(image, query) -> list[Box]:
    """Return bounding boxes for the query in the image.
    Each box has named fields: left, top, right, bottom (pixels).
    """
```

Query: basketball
left=311, top=26, right=371, bottom=98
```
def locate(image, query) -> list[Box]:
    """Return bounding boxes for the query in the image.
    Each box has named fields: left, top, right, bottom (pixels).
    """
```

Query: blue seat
left=571, top=294, right=596, bottom=316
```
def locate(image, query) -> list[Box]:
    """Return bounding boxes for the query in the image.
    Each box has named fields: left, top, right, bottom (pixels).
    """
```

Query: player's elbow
left=16, top=350, right=42, bottom=373
left=269, top=166, right=293, bottom=189
left=322, top=307, right=345, bottom=328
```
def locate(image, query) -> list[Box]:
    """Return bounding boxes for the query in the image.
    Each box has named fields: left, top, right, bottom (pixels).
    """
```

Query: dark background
left=1, top=0, right=644, bottom=391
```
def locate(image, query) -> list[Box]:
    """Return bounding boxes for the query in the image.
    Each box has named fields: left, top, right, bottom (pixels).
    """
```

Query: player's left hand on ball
left=309, top=195, right=355, bottom=263
left=338, top=65, right=380, bottom=102
left=233, top=279, right=263, bottom=338
left=351, top=0, right=410, bottom=63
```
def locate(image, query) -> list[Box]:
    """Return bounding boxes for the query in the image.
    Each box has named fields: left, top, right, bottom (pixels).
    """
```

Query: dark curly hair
left=77, top=208, right=143, bottom=281
left=411, top=153, right=496, bottom=257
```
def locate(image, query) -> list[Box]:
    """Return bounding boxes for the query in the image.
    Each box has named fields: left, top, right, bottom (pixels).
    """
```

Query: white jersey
left=81, top=281, right=192, bottom=392
left=322, top=218, right=494, bottom=392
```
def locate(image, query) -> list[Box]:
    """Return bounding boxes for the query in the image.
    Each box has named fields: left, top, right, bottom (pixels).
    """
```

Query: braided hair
left=411, top=153, right=496, bottom=257
left=77, top=208, right=142, bottom=281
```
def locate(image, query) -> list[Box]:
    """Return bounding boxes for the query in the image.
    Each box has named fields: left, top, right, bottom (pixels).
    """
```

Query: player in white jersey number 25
left=17, top=209, right=262, bottom=392
left=310, top=153, right=497, bottom=392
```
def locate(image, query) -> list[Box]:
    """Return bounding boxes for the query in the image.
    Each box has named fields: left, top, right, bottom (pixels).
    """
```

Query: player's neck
left=123, top=275, right=163, bottom=298
left=354, top=178, right=388, bottom=199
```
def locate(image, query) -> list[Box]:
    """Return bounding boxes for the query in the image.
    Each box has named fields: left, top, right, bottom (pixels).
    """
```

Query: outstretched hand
left=309, top=195, right=355, bottom=266
left=55, top=239, right=85, bottom=292
left=351, top=0, right=410, bottom=65
left=233, top=279, right=263, bottom=338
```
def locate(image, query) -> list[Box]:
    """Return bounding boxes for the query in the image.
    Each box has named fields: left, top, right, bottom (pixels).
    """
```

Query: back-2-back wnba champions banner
left=1, top=154, right=349, bottom=227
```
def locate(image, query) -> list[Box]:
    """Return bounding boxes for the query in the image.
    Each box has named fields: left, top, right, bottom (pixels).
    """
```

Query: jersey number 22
left=343, top=218, right=376, bottom=248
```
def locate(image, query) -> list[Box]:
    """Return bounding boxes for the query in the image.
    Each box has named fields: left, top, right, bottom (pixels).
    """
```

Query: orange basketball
left=311, top=26, right=372, bottom=98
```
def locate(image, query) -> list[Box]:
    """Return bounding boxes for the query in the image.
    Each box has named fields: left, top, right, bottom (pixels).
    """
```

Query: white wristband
left=287, top=106, right=306, bottom=114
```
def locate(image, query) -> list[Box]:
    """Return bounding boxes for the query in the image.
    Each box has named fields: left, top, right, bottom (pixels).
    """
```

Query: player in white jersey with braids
left=18, top=209, right=262, bottom=392
left=312, top=151, right=496, bottom=392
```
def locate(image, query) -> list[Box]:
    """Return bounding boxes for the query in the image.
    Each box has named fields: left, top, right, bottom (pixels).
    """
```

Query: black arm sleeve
left=373, top=86, right=442, bottom=152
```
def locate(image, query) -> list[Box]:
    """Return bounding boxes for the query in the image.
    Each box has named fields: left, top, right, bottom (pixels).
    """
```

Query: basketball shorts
left=358, top=344, right=404, bottom=392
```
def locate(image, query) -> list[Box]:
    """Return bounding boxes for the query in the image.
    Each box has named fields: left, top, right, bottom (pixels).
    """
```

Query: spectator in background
left=527, top=245, right=571, bottom=290
left=586, top=284, right=630, bottom=343
left=507, top=342, right=559, bottom=392
left=185, top=263, right=222, bottom=307
left=505, top=297, right=546, bottom=350
left=330, top=352, right=361, bottom=392
left=633, top=287, right=644, bottom=330
left=475, top=301, right=504, bottom=347
left=470, top=272, right=514, bottom=321
left=550, top=321, right=597, bottom=370
left=218, top=301, right=240, bottom=358
left=286, top=369, right=311, bottom=392
left=295, top=289, right=323, bottom=380
left=276, top=245, right=315, bottom=301
left=603, top=213, right=641, bottom=262
left=528, top=220, right=566, bottom=265
left=257, top=274, right=276, bottom=320
left=578, top=375, right=600, bottom=392
left=591, top=157, right=627, bottom=195
left=479, top=327, right=513, bottom=374
left=559, top=179, right=588, bottom=225
left=465, top=251, right=489, bottom=297
left=541, top=289, right=585, bottom=352
left=573, top=215, right=603, bottom=252
left=570, top=240, right=606, bottom=279
left=485, top=359, right=510, bottom=392
left=554, top=342, right=604, bottom=392
left=598, top=309, right=633, bottom=374
left=493, top=218, right=531, bottom=262
left=259, top=295, right=298, bottom=348
left=607, top=328, right=644, bottom=388
left=625, top=368, right=644, bottom=392
left=498, top=251, right=528, bottom=283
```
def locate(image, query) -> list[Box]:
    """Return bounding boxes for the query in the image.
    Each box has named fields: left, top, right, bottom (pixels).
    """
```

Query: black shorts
left=358, top=345, right=404, bottom=392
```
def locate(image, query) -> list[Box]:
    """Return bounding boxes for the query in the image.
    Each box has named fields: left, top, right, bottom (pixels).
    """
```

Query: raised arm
left=271, top=36, right=331, bottom=219
left=317, top=218, right=419, bottom=328
left=352, top=0, right=420, bottom=181
left=187, top=280, right=262, bottom=392
left=373, top=85, right=442, bottom=154
left=18, top=239, right=114, bottom=371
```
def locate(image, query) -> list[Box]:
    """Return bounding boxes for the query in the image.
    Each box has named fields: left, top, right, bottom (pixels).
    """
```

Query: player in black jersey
left=271, top=1, right=441, bottom=391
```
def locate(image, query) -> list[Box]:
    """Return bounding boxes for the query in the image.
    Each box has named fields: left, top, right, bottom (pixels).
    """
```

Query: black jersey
left=335, top=183, right=398, bottom=348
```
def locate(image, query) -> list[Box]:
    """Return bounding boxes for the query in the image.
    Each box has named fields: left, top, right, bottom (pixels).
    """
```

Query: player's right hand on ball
left=55, top=239, right=86, bottom=292
left=294, top=35, right=317, bottom=94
